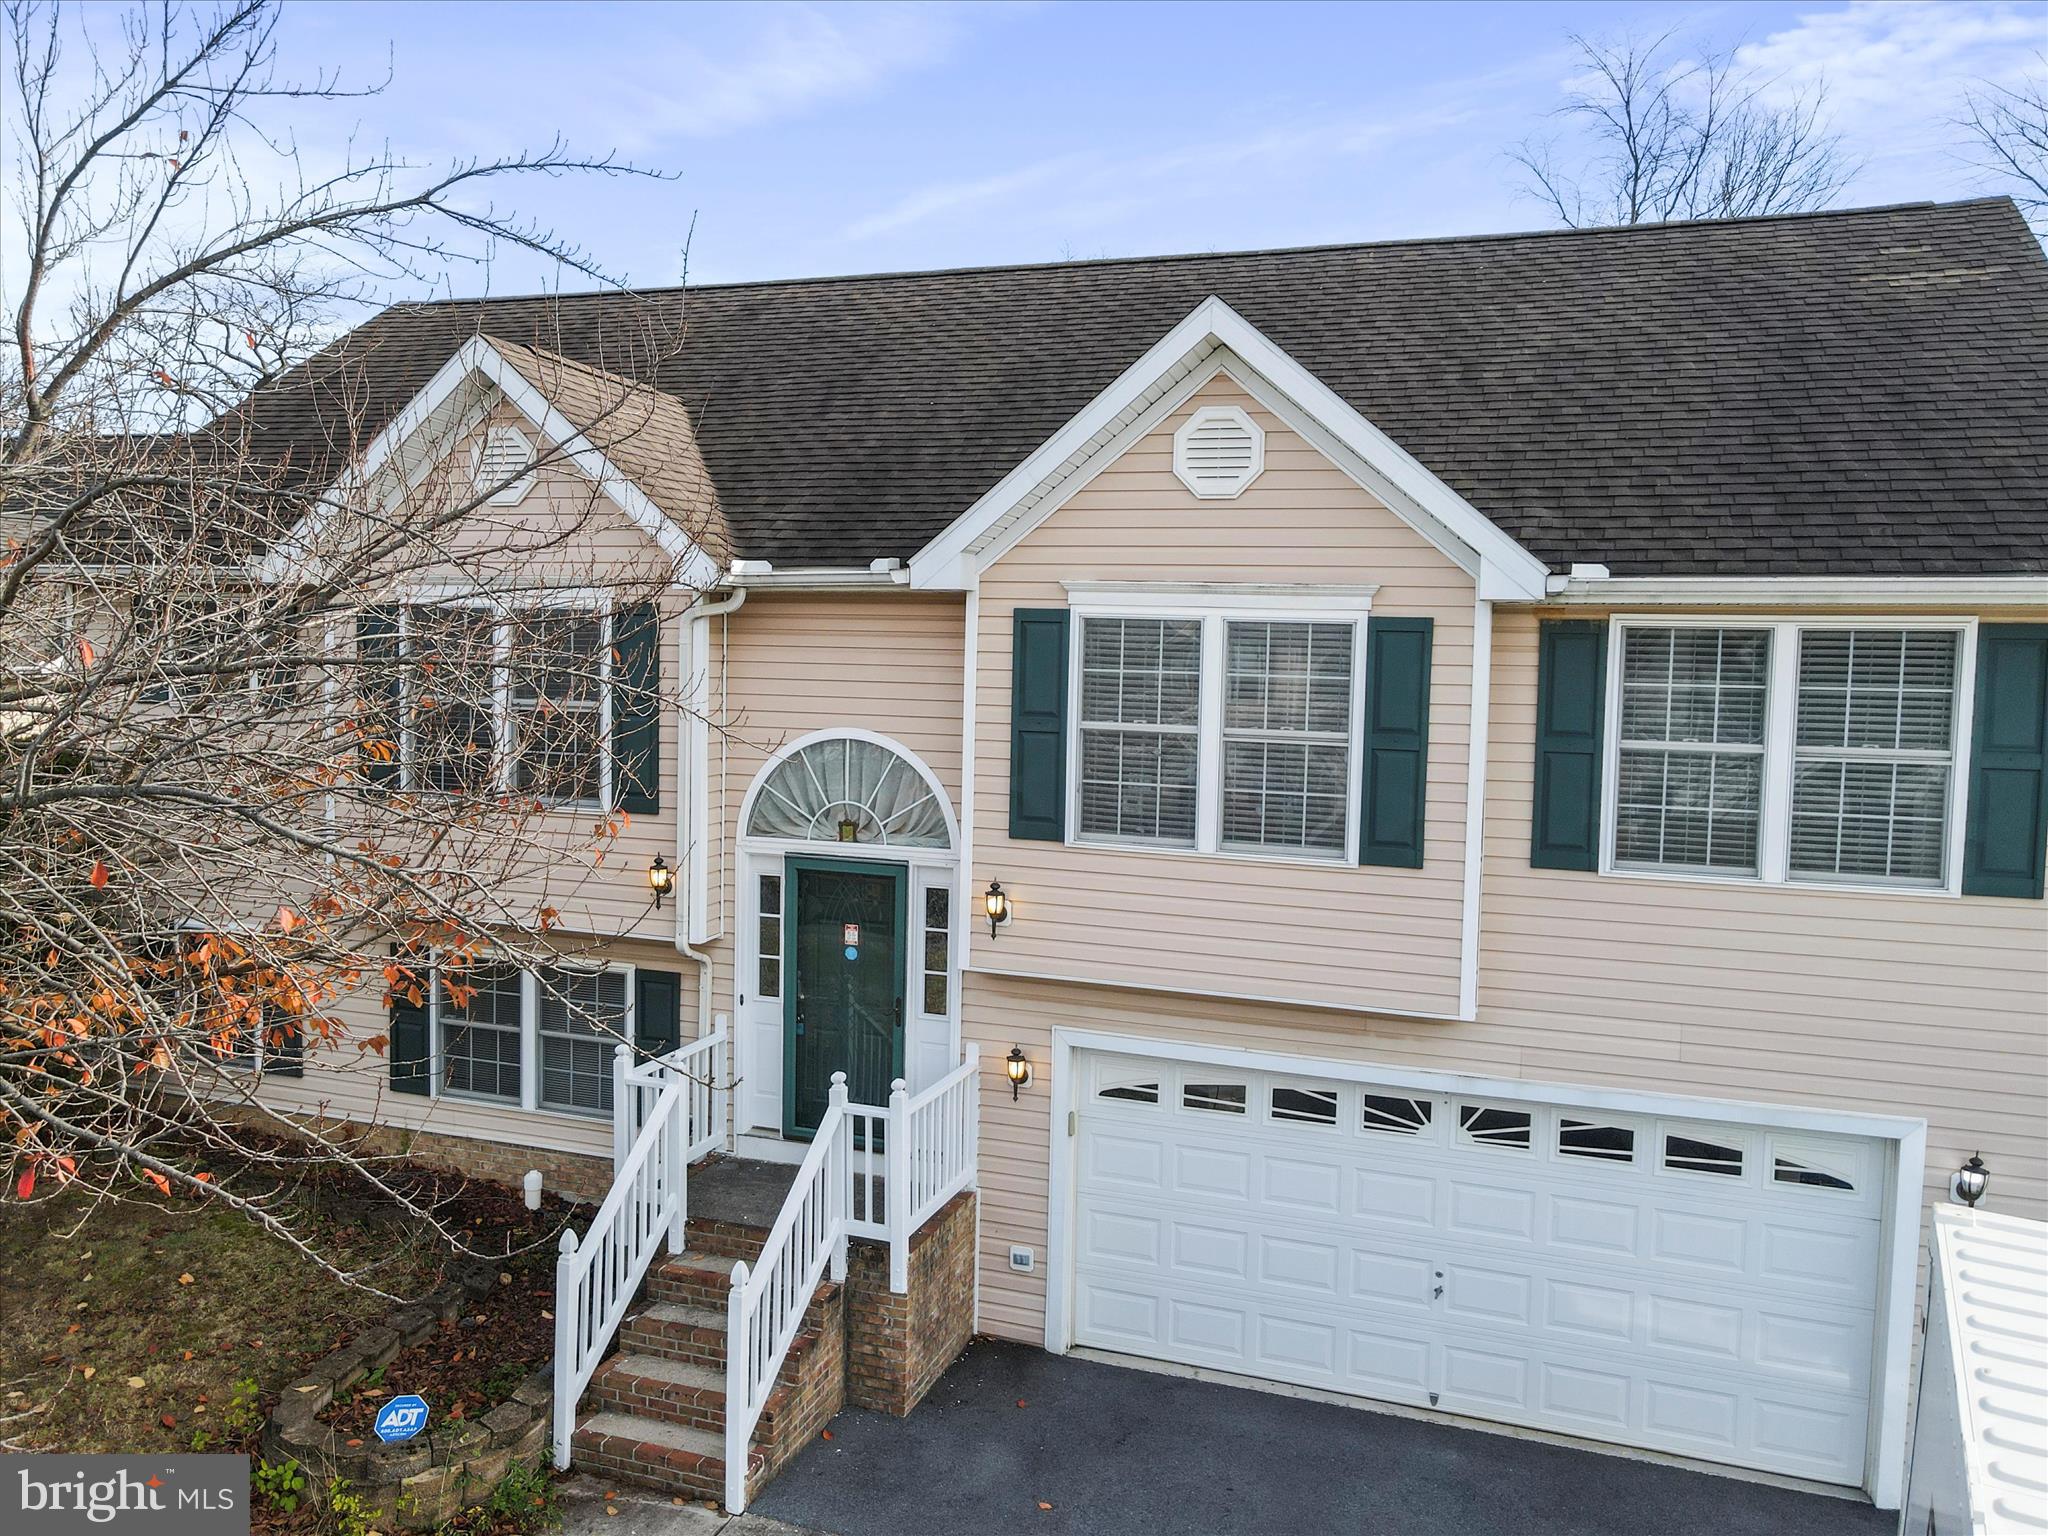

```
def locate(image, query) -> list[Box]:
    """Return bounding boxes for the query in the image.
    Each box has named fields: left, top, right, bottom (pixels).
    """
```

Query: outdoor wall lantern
left=647, top=853, right=675, bottom=909
left=1952, top=1152, right=1989, bottom=1208
left=984, top=879, right=1011, bottom=938
left=1005, top=1045, right=1033, bottom=1100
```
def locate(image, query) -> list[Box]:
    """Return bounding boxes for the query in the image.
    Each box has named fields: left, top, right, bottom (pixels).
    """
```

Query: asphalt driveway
left=754, top=1339, right=1893, bottom=1536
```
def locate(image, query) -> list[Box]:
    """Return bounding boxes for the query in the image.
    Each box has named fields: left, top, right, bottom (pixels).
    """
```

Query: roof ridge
left=384, top=197, right=2004, bottom=312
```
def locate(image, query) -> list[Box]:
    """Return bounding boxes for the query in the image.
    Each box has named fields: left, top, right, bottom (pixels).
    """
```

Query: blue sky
left=187, top=0, right=2048, bottom=293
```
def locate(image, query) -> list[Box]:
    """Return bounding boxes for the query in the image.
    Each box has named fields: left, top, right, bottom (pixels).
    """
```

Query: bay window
left=1070, top=593, right=1370, bottom=861
left=1605, top=620, right=1969, bottom=891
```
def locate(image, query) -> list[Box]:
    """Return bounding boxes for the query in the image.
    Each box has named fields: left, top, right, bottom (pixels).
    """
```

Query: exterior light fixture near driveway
left=984, top=879, right=1011, bottom=938
left=647, top=852, right=674, bottom=908
left=1952, top=1152, right=1989, bottom=1207
left=1006, top=1045, right=1032, bottom=1100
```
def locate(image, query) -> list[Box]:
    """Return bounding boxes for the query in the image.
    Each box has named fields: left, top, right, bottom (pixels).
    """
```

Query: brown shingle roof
left=226, top=197, right=2048, bottom=577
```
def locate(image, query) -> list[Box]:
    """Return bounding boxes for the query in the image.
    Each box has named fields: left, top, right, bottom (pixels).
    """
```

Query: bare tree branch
left=1957, top=54, right=2048, bottom=241
left=1511, top=30, right=1856, bottom=228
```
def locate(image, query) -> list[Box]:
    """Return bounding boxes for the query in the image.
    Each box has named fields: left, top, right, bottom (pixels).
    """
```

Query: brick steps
left=572, top=1412, right=762, bottom=1504
left=571, top=1239, right=844, bottom=1509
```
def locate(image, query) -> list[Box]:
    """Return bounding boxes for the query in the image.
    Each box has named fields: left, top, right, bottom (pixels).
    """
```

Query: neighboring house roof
left=226, top=197, right=2048, bottom=577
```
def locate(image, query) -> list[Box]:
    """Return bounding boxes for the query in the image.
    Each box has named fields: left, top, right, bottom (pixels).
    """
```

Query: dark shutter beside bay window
left=389, top=953, right=431, bottom=1096
left=634, top=966, right=683, bottom=1058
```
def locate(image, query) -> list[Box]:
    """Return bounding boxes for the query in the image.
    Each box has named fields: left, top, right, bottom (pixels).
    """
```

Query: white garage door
left=1071, top=1051, right=1888, bottom=1487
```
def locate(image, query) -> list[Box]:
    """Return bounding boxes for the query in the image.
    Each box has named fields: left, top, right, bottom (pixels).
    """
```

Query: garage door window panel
left=1664, top=1132, right=1744, bottom=1178
left=1459, top=1104, right=1533, bottom=1151
left=1558, top=1118, right=1636, bottom=1163
left=1362, top=1093, right=1434, bottom=1137
left=1183, top=1081, right=1247, bottom=1115
left=1270, top=1085, right=1339, bottom=1126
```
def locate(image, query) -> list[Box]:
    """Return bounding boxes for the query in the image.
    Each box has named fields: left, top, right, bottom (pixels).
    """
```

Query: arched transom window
left=747, top=737, right=951, bottom=848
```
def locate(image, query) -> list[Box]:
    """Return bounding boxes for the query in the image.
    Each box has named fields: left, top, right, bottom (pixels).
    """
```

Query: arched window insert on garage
left=746, top=736, right=952, bottom=848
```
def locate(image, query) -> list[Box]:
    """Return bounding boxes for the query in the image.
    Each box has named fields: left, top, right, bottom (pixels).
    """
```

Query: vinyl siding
left=972, top=374, right=1475, bottom=1016
left=961, top=605, right=2048, bottom=1344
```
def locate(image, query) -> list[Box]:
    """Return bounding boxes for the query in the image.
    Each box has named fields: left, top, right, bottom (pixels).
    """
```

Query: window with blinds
left=1605, top=621, right=1967, bottom=891
left=1790, top=629, right=1958, bottom=886
left=1613, top=627, right=1770, bottom=873
left=537, top=966, right=627, bottom=1115
left=1221, top=621, right=1354, bottom=855
left=1076, top=617, right=1201, bottom=845
left=440, top=963, right=523, bottom=1102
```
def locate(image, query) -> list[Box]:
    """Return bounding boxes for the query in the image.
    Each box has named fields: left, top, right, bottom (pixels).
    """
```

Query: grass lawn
left=0, top=1145, right=570, bottom=1536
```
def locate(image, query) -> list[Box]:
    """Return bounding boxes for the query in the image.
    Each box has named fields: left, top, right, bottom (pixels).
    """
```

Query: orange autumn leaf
left=76, top=636, right=96, bottom=667
left=273, top=905, right=301, bottom=934
left=144, top=1170, right=170, bottom=1196
left=16, top=1165, right=35, bottom=1199
left=89, top=860, right=109, bottom=889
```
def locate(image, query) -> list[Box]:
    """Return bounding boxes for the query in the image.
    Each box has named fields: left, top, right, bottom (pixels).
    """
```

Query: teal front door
left=782, top=856, right=907, bottom=1138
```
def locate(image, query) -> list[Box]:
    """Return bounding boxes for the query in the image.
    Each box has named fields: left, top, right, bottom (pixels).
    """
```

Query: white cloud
left=1736, top=2, right=2041, bottom=128
left=838, top=101, right=1483, bottom=244
left=566, top=2, right=996, bottom=151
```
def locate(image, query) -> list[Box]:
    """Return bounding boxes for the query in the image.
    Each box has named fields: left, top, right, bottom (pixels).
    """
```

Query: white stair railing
left=724, top=1072, right=854, bottom=1511
left=887, top=1044, right=980, bottom=1291
left=722, top=1046, right=982, bottom=1513
left=553, top=1021, right=730, bottom=1470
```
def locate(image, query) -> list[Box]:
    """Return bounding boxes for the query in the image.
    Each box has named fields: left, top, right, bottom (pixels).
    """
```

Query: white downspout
left=674, top=586, right=747, bottom=1068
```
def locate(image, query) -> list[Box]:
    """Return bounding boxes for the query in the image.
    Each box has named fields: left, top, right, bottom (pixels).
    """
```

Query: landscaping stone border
left=264, top=1259, right=553, bottom=1530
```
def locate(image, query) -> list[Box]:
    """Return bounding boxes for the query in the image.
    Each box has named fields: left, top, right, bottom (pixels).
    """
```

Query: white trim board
left=258, top=334, right=720, bottom=589
left=1546, top=575, right=2048, bottom=607
left=908, top=299, right=1550, bottom=602
left=1039, top=1025, right=1925, bottom=1509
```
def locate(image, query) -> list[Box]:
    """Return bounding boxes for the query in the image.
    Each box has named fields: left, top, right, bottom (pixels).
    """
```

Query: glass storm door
left=783, top=856, right=906, bottom=1138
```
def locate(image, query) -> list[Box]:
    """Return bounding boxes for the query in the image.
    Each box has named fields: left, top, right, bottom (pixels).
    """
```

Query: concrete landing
left=689, top=1155, right=799, bottom=1229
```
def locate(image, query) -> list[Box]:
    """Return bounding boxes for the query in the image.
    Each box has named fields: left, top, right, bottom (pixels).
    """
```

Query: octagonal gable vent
left=1172, top=405, right=1264, bottom=499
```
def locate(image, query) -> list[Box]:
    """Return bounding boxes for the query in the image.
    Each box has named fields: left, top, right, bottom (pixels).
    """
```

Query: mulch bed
left=318, top=1262, right=556, bottom=1437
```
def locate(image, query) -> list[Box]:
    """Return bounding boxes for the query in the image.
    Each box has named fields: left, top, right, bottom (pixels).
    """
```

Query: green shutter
left=614, top=602, right=661, bottom=815
left=357, top=605, right=402, bottom=785
left=388, top=950, right=431, bottom=1096
left=635, top=966, right=683, bottom=1058
left=1359, top=616, right=1433, bottom=868
left=1009, top=608, right=1070, bottom=841
left=1532, top=619, right=1608, bottom=871
left=265, top=1009, right=304, bottom=1078
left=1963, top=624, right=2048, bottom=899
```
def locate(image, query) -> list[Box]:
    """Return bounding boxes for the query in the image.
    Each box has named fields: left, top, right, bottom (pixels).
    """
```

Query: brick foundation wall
left=844, top=1192, right=976, bottom=1416
left=217, top=1105, right=614, bottom=1203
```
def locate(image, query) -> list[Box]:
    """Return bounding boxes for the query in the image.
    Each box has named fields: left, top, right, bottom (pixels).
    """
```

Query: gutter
left=1541, top=571, right=2048, bottom=607
left=674, top=583, right=747, bottom=1063
left=726, top=558, right=911, bottom=591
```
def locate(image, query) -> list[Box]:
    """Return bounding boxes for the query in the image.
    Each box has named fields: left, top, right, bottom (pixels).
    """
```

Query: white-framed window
left=397, top=599, right=612, bottom=809
left=1603, top=617, right=1974, bottom=893
left=755, top=873, right=783, bottom=1002
left=918, top=882, right=951, bottom=1019
left=1066, top=587, right=1374, bottom=863
left=1076, top=615, right=1202, bottom=846
left=429, top=959, right=633, bottom=1119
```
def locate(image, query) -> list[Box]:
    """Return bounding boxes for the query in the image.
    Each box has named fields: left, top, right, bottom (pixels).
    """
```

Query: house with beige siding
left=224, top=197, right=2044, bottom=1514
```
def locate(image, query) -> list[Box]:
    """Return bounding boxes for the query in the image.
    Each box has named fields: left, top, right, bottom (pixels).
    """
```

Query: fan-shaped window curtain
left=747, top=738, right=950, bottom=848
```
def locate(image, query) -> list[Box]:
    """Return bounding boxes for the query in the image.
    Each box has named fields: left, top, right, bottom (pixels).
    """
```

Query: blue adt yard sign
left=373, top=1395, right=431, bottom=1443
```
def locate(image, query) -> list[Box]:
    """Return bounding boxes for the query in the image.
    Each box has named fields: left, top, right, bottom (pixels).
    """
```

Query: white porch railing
left=723, top=1045, right=979, bottom=1512
left=551, top=1020, right=731, bottom=1469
